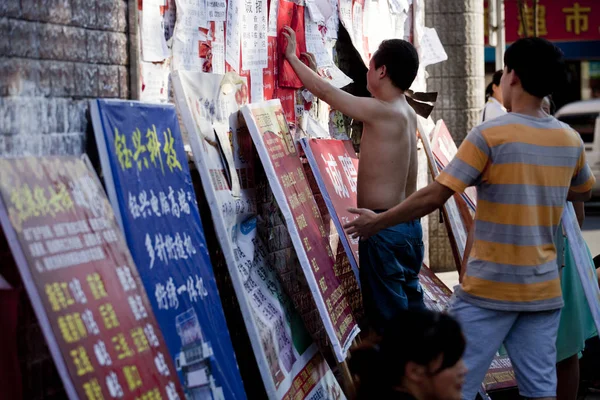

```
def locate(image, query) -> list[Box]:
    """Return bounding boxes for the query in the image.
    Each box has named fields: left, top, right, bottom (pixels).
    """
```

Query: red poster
left=301, top=139, right=360, bottom=280
left=0, top=157, right=183, bottom=400
left=242, top=100, right=360, bottom=362
left=485, top=0, right=600, bottom=44
left=277, top=0, right=307, bottom=88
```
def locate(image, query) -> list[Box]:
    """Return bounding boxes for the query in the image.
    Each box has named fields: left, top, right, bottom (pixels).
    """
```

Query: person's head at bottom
left=350, top=309, right=467, bottom=400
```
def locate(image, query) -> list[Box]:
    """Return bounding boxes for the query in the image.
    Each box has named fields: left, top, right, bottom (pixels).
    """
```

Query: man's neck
left=509, top=89, right=547, bottom=118
left=373, top=85, right=406, bottom=103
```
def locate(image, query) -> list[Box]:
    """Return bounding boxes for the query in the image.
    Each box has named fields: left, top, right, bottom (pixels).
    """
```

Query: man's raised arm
left=282, top=26, right=384, bottom=123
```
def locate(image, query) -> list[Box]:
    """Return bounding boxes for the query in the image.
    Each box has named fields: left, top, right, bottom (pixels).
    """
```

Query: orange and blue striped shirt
left=437, top=113, right=596, bottom=311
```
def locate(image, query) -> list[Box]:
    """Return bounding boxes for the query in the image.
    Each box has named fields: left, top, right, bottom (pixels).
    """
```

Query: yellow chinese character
left=48, top=183, right=74, bottom=215
left=311, top=257, right=320, bottom=272
left=319, top=225, right=326, bottom=238
left=319, top=276, right=328, bottom=293
left=133, top=128, right=149, bottom=171
left=296, top=214, right=307, bottom=230
left=88, top=273, right=108, bottom=300
left=297, top=167, right=305, bottom=181
left=46, top=282, right=74, bottom=311
left=517, top=4, right=547, bottom=36
left=83, top=378, right=105, bottom=400
left=115, top=128, right=133, bottom=171
left=130, top=327, right=150, bottom=353
left=123, top=365, right=143, bottom=391
left=136, top=388, right=163, bottom=400
left=563, top=3, right=591, bottom=35
left=10, top=184, right=38, bottom=224
left=58, top=313, right=87, bottom=343
left=99, top=303, right=120, bottom=330
left=112, top=333, right=135, bottom=360
left=33, top=186, right=51, bottom=216
left=163, top=128, right=182, bottom=173
left=146, top=125, right=164, bottom=174
left=302, top=237, right=312, bottom=252
left=70, top=346, right=94, bottom=376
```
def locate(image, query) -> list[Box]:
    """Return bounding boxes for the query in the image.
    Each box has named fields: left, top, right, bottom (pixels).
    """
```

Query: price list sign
left=0, top=156, right=183, bottom=400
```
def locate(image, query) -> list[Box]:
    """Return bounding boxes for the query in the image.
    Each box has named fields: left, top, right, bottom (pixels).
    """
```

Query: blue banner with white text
left=91, top=99, right=246, bottom=400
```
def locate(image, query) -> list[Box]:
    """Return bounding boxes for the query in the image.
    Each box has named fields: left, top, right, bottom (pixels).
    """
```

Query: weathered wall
left=0, top=0, right=129, bottom=157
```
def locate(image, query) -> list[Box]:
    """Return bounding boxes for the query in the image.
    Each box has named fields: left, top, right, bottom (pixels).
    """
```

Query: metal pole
left=495, top=0, right=506, bottom=71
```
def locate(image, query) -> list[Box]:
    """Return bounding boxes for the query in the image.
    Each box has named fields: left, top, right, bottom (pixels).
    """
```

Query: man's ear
left=509, top=69, right=520, bottom=87
left=379, top=65, right=387, bottom=79
left=405, top=361, right=427, bottom=383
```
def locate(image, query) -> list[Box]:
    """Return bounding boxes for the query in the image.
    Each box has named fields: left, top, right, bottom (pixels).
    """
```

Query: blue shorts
left=359, top=219, right=424, bottom=333
left=450, top=296, right=561, bottom=399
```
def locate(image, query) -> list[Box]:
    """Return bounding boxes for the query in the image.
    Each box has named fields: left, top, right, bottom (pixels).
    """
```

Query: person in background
left=350, top=309, right=466, bottom=400
left=480, top=70, right=507, bottom=122
left=345, top=37, right=595, bottom=399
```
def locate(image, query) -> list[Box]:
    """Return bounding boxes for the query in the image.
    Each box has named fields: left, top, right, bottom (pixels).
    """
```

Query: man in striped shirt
left=345, top=37, right=595, bottom=399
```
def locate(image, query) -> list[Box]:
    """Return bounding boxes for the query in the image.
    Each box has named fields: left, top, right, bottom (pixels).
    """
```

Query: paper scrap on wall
left=140, top=61, right=170, bottom=103
left=242, top=0, right=269, bottom=70
left=419, top=27, right=447, bottom=68
left=212, top=22, right=226, bottom=74
left=172, top=0, right=210, bottom=71
left=141, top=0, right=170, bottom=62
left=226, top=0, right=243, bottom=71
left=207, top=0, right=227, bottom=20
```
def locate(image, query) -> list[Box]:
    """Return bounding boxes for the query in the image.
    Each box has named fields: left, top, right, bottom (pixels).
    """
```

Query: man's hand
left=282, top=26, right=297, bottom=60
left=344, top=208, right=381, bottom=240
left=301, top=52, right=318, bottom=73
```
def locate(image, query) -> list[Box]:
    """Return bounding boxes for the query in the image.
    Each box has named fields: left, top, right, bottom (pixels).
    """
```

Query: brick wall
left=0, top=0, right=129, bottom=157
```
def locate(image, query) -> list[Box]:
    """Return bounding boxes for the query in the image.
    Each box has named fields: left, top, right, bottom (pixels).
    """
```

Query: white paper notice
left=306, top=0, right=325, bottom=24
left=250, top=69, right=264, bottom=102
left=388, top=0, right=409, bottom=14
left=366, top=0, right=393, bottom=55
left=226, top=0, right=242, bottom=71
left=141, top=0, right=170, bottom=62
left=351, top=1, right=367, bottom=64
left=305, top=19, right=333, bottom=68
left=140, top=61, right=170, bottom=103
left=419, top=27, right=448, bottom=67
left=321, top=64, right=353, bottom=88
left=339, top=0, right=353, bottom=34
left=212, top=23, right=226, bottom=74
left=241, top=0, right=268, bottom=70
left=172, top=0, right=208, bottom=71
left=267, top=0, right=279, bottom=36
left=207, top=0, right=227, bottom=20
left=325, top=0, right=339, bottom=39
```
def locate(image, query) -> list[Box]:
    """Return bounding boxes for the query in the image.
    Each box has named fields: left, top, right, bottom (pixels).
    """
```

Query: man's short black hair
left=504, top=37, right=567, bottom=98
left=372, top=39, right=419, bottom=92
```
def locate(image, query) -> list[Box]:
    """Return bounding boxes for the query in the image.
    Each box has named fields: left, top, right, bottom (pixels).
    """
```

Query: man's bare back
left=357, top=96, right=418, bottom=210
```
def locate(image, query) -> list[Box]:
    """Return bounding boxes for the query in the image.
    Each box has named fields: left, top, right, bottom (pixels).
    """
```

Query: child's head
left=501, top=37, right=566, bottom=110
left=350, top=309, right=466, bottom=400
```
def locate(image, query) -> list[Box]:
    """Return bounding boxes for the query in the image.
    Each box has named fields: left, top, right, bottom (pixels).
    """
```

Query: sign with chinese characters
left=90, top=100, right=246, bottom=400
left=0, top=156, right=184, bottom=400
left=242, top=100, right=360, bottom=362
left=172, top=70, right=346, bottom=399
left=300, top=139, right=360, bottom=284
left=429, top=120, right=476, bottom=213
left=485, top=0, right=599, bottom=44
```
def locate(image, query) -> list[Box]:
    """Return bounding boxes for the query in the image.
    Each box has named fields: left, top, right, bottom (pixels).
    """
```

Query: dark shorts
left=359, top=219, right=425, bottom=333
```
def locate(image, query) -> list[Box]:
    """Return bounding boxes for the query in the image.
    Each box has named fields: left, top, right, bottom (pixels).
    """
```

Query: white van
left=555, top=99, right=600, bottom=198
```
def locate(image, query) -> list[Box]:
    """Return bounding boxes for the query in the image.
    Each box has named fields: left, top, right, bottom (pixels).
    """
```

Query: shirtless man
left=282, top=26, right=423, bottom=333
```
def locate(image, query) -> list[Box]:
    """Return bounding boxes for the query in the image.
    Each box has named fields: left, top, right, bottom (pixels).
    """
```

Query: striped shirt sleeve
left=436, top=127, right=490, bottom=193
left=571, top=141, right=596, bottom=193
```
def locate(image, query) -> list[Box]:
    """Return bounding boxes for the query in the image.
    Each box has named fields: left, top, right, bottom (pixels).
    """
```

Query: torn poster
left=212, top=22, right=226, bottom=74
left=305, top=19, right=333, bottom=68
left=207, top=0, right=227, bottom=21
left=225, top=0, right=243, bottom=72
left=141, top=0, right=170, bottom=62
left=419, top=27, right=448, bottom=68
left=277, top=0, right=307, bottom=88
left=241, top=0, right=269, bottom=70
left=251, top=69, right=265, bottom=102
left=172, top=0, right=209, bottom=71
left=140, top=61, right=170, bottom=103
left=268, top=0, right=279, bottom=36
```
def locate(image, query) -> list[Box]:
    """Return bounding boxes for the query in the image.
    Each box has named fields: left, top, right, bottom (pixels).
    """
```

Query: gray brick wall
left=0, top=0, right=129, bottom=157
left=425, top=0, right=484, bottom=271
